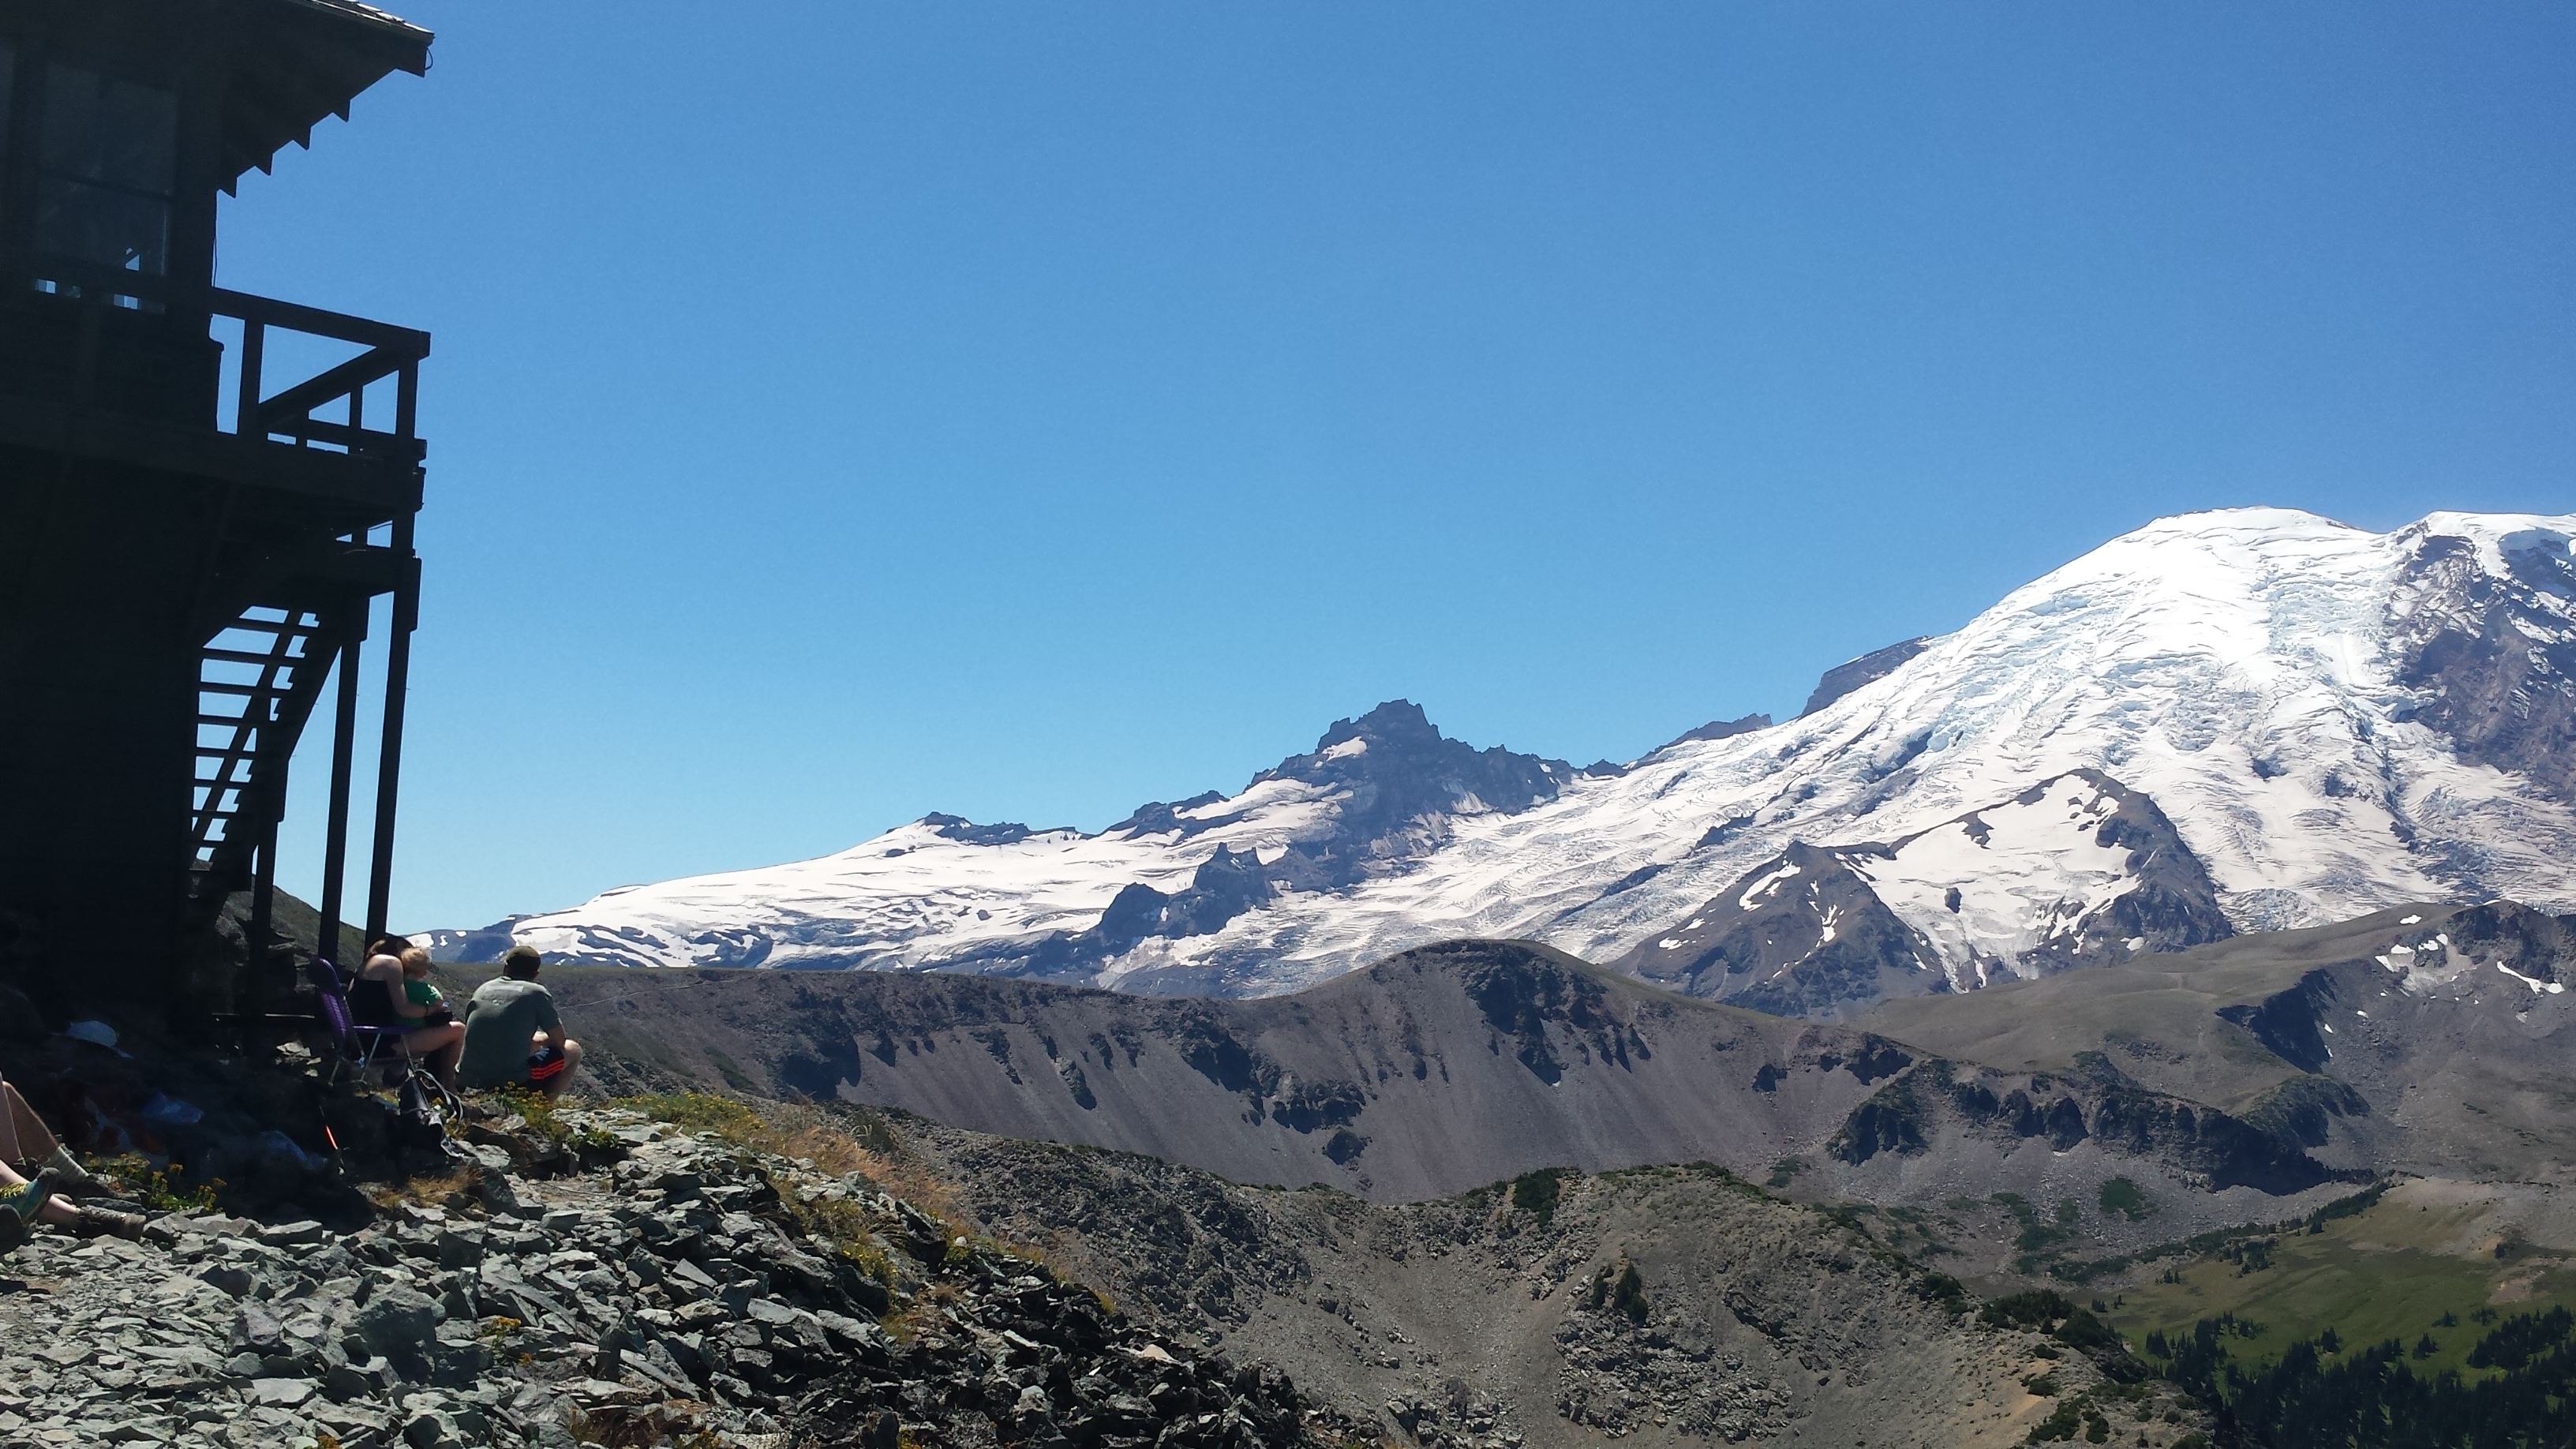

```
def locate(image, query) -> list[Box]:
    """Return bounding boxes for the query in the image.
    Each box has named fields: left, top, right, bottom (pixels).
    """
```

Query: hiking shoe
left=0, top=1171, right=60, bottom=1230
left=0, top=1160, right=61, bottom=1242
left=71, top=1206, right=145, bottom=1240
left=39, top=1147, right=114, bottom=1197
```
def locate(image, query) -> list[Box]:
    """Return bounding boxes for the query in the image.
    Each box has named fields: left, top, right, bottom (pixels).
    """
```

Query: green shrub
left=2097, top=1177, right=2155, bottom=1221
left=1587, top=1260, right=1649, bottom=1324
left=1982, top=1290, right=2075, bottom=1331
left=495, top=1084, right=619, bottom=1153
left=94, top=1155, right=220, bottom=1213
left=2054, top=1308, right=2118, bottom=1351
left=2026, top=1396, right=2088, bottom=1442
left=1911, top=1271, right=1968, bottom=1310
left=1510, top=1167, right=1567, bottom=1226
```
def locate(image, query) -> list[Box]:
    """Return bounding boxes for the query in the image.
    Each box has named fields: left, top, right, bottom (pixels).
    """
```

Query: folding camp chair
left=306, top=957, right=410, bottom=1088
left=305, top=961, right=465, bottom=1126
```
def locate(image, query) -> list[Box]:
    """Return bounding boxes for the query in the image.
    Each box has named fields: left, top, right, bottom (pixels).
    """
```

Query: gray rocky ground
left=0, top=1106, right=1333, bottom=1449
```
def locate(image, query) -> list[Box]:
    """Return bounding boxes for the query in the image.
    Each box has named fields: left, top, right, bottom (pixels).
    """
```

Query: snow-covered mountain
left=466, top=507, right=2576, bottom=1005
left=1611, top=769, right=2233, bottom=1018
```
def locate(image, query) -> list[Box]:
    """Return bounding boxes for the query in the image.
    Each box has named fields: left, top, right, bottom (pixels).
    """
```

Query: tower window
left=36, top=61, right=178, bottom=287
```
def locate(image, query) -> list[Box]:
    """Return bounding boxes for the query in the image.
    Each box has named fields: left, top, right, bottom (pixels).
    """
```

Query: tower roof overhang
left=0, top=0, right=434, bottom=193
left=215, top=0, right=435, bottom=192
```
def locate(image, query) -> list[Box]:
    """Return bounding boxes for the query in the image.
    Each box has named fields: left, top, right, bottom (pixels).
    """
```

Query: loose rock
left=0, top=1105, right=1350, bottom=1449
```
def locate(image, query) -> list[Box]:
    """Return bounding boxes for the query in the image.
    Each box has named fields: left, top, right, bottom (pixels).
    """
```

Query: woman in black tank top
left=357, top=937, right=463, bottom=1088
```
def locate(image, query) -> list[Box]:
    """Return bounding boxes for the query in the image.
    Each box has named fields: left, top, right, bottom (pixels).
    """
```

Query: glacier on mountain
left=489, top=507, right=2576, bottom=998
left=1610, top=768, right=2234, bottom=1017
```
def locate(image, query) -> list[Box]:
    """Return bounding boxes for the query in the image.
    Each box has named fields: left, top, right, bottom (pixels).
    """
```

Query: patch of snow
left=1847, top=773, right=2136, bottom=988
left=1738, top=863, right=1803, bottom=912
left=2494, top=960, right=2557, bottom=994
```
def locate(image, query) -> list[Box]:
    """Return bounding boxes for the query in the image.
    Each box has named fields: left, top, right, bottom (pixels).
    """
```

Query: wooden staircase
left=185, top=602, right=349, bottom=1001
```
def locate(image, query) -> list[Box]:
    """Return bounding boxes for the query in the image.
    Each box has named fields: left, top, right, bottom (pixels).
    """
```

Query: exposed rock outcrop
left=0, top=1106, right=1341, bottom=1449
left=1617, top=771, right=2233, bottom=1017
left=1620, top=841, right=1943, bottom=1020
left=1799, top=636, right=1935, bottom=717
left=2387, top=522, right=2576, bottom=808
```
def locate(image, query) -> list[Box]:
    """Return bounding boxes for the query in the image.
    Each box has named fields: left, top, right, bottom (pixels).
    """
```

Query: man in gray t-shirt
left=459, top=945, right=583, bottom=1095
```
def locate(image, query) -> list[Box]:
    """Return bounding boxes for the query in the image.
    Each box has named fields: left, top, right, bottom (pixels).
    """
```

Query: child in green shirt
left=401, top=948, right=451, bottom=1024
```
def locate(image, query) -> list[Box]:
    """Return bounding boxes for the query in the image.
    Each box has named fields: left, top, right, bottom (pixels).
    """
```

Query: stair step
left=201, top=645, right=320, bottom=666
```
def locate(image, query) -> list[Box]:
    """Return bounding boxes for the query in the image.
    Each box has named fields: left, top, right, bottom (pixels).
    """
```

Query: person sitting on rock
left=0, top=1076, right=143, bottom=1241
left=355, top=935, right=463, bottom=1088
left=0, top=1071, right=106, bottom=1195
left=458, top=945, right=582, bottom=1098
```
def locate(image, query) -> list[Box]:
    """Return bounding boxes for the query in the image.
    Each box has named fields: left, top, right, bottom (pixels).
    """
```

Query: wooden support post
left=248, top=759, right=285, bottom=1014
left=364, top=511, right=417, bottom=942
left=316, top=604, right=364, bottom=967
left=235, top=320, right=265, bottom=437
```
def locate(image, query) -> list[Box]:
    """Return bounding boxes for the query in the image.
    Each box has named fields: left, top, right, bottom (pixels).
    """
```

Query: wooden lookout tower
left=0, top=0, right=433, bottom=1028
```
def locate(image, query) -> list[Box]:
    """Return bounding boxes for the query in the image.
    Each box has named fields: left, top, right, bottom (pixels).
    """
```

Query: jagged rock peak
left=1319, top=698, right=1441, bottom=751
left=920, top=812, right=1069, bottom=847
left=1666, top=713, right=1775, bottom=750
left=1799, top=637, right=1934, bottom=717
left=1252, top=698, right=1571, bottom=819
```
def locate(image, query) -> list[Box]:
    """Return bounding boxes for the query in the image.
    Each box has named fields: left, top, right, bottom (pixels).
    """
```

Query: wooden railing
left=6, top=249, right=430, bottom=467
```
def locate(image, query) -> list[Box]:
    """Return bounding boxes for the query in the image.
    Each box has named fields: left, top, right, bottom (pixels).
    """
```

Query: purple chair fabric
left=306, top=959, right=407, bottom=1081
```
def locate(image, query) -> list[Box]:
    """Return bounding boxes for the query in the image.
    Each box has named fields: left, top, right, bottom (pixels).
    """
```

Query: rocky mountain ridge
left=537, top=934, right=2449, bottom=1258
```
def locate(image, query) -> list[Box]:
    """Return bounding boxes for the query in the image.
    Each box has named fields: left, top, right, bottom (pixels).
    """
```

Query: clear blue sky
left=219, top=3, right=2576, bottom=931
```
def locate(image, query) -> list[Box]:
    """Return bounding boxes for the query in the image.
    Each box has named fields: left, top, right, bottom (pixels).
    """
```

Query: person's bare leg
left=0, top=1081, right=66, bottom=1168
left=6, top=1084, right=110, bottom=1196
left=0, top=1082, right=25, bottom=1164
left=427, top=1024, right=463, bottom=1090
left=406, top=1024, right=465, bottom=1091
left=541, top=1039, right=583, bottom=1099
